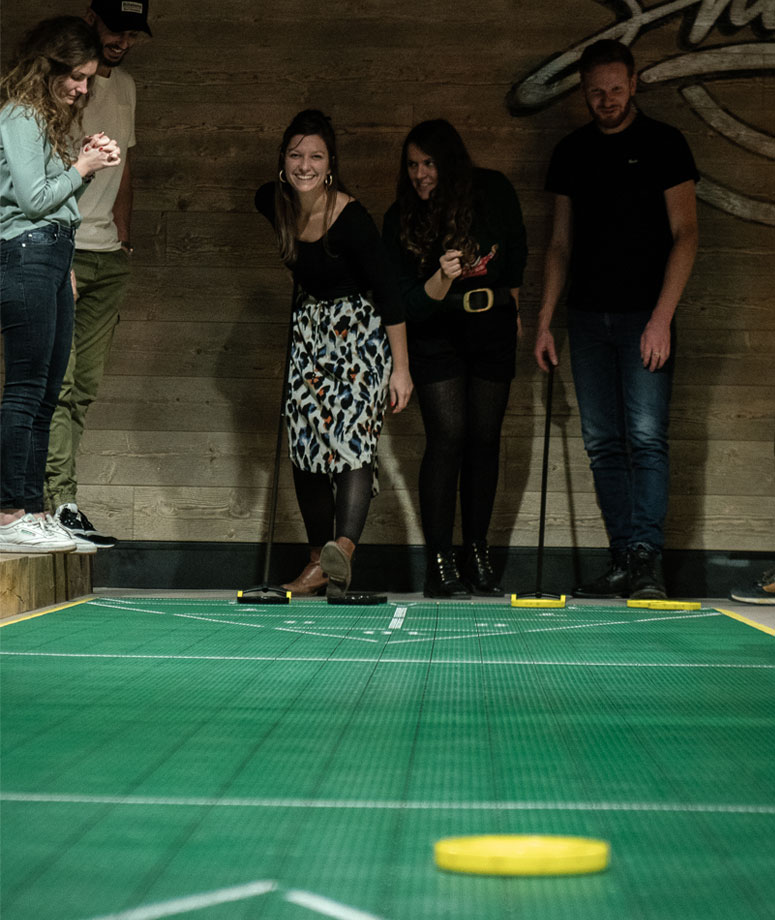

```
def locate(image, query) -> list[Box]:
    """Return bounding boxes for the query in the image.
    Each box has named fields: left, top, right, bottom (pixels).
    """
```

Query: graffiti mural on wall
left=507, top=0, right=775, bottom=225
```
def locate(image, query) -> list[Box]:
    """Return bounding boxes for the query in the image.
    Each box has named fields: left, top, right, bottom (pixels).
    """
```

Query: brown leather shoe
left=320, top=537, right=355, bottom=598
left=282, top=547, right=328, bottom=596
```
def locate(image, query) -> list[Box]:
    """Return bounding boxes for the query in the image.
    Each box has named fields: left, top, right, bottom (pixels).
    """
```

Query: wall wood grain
left=2, top=0, right=773, bottom=556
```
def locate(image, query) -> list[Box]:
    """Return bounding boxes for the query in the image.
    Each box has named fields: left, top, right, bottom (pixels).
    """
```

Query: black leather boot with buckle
left=462, top=540, right=503, bottom=596
left=424, top=549, right=471, bottom=599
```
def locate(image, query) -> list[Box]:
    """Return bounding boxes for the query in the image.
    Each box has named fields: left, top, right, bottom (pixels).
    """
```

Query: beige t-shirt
left=75, top=67, right=136, bottom=251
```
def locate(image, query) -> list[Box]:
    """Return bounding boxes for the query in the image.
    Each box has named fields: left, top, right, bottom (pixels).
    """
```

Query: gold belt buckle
left=462, top=287, right=494, bottom=313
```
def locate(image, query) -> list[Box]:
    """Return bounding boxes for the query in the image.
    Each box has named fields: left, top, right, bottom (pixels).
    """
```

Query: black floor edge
left=92, top=542, right=774, bottom=598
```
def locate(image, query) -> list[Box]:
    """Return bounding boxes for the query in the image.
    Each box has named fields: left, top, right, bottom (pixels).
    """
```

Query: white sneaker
left=0, top=514, right=76, bottom=554
left=43, top=514, right=97, bottom=555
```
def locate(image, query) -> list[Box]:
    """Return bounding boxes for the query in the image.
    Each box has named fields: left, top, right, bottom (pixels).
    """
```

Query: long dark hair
left=396, top=119, right=478, bottom=274
left=274, top=108, right=350, bottom=264
left=0, top=17, right=101, bottom=166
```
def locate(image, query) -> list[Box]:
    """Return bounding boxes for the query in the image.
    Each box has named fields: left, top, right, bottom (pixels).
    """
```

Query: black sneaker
left=628, top=544, right=667, bottom=600
left=55, top=503, right=117, bottom=548
left=574, top=550, right=630, bottom=598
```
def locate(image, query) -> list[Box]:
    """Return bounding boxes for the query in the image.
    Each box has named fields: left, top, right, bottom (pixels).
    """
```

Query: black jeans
left=1, top=224, right=75, bottom=511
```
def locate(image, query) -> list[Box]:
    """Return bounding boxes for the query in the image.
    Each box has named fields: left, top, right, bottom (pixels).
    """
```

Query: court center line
left=1, top=651, right=771, bottom=668
left=4, top=792, right=774, bottom=816
left=82, top=879, right=276, bottom=920
left=388, top=606, right=407, bottom=630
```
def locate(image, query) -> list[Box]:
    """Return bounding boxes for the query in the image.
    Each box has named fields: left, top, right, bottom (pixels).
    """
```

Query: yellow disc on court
left=434, top=834, right=610, bottom=876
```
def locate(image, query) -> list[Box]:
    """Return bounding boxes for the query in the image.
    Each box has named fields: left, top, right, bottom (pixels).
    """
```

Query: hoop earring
left=324, top=173, right=333, bottom=188
left=279, top=169, right=288, bottom=184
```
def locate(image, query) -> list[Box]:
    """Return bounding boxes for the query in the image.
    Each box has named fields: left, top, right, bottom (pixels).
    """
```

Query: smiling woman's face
left=406, top=143, right=438, bottom=200
left=284, top=133, right=330, bottom=194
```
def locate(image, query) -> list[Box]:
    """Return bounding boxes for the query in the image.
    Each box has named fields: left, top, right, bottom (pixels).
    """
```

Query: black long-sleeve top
left=381, top=168, right=527, bottom=322
left=255, top=182, right=404, bottom=326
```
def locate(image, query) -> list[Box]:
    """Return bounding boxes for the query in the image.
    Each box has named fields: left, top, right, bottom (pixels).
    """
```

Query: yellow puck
left=434, top=834, right=610, bottom=876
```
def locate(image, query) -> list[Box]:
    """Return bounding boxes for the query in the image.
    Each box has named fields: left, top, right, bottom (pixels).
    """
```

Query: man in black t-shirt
left=534, top=39, right=699, bottom=600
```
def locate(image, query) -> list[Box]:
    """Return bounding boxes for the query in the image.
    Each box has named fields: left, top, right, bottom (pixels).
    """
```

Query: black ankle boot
left=462, top=541, right=503, bottom=596
left=574, top=548, right=630, bottom=598
left=424, top=550, right=471, bottom=599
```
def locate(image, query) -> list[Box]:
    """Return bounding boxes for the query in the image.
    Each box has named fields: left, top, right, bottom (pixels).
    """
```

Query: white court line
left=80, top=881, right=384, bottom=920
left=87, top=602, right=377, bottom=641
left=82, top=879, right=276, bottom=920
left=388, top=607, right=407, bottom=630
left=285, top=889, right=385, bottom=920
left=174, top=614, right=268, bottom=629
left=275, top=627, right=378, bottom=644
left=390, top=631, right=516, bottom=645
left=524, top=612, right=720, bottom=633
left=5, top=791, right=774, bottom=816
left=389, top=612, right=719, bottom=644
left=88, top=603, right=169, bottom=616
left=1, top=651, right=771, bottom=668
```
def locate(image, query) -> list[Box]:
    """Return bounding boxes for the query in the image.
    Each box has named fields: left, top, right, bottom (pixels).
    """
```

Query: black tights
left=416, top=375, right=511, bottom=550
left=292, top=464, right=373, bottom=547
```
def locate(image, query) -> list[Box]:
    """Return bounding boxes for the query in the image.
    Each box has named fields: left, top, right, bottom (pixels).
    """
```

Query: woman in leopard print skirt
left=255, top=109, right=412, bottom=598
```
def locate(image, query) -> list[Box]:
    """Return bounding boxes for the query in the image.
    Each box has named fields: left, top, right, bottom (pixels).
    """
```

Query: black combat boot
left=628, top=544, right=667, bottom=600
left=574, top=548, right=630, bottom=598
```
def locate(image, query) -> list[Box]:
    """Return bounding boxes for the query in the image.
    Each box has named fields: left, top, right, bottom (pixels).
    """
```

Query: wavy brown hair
left=0, top=17, right=101, bottom=166
left=274, top=109, right=351, bottom=265
left=395, top=119, right=478, bottom=274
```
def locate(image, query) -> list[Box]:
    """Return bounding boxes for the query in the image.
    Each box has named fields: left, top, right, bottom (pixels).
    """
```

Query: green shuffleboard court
left=1, top=597, right=773, bottom=920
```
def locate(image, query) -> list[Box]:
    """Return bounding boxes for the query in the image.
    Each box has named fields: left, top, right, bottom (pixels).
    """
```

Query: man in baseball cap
left=90, top=0, right=152, bottom=37
left=46, top=1, right=152, bottom=547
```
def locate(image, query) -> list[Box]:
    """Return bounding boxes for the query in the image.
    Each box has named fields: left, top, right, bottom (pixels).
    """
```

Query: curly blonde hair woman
left=0, top=16, right=122, bottom=553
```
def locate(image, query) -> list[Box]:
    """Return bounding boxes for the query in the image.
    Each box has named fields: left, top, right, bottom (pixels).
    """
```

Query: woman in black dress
left=383, top=120, right=527, bottom=598
left=256, top=109, right=412, bottom=598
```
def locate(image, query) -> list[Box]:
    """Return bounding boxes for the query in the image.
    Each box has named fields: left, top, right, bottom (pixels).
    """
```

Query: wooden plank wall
left=2, top=0, right=773, bottom=553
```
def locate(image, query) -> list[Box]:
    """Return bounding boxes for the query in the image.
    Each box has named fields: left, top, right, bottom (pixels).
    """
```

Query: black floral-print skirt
left=285, top=290, right=392, bottom=494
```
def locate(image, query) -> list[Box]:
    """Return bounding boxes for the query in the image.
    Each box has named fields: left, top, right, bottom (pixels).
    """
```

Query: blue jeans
left=568, top=309, right=674, bottom=551
left=1, top=224, right=75, bottom=511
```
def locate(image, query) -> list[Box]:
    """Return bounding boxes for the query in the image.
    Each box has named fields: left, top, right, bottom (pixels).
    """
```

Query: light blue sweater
left=0, top=103, right=85, bottom=240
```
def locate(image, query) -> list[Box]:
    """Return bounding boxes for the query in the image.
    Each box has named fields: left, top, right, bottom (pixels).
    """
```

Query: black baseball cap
left=90, top=0, right=152, bottom=36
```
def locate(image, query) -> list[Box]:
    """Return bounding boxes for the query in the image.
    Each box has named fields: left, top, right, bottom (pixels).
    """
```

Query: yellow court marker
left=511, top=595, right=567, bottom=608
left=717, top=607, right=775, bottom=637
left=627, top=599, right=701, bottom=610
left=0, top=596, right=93, bottom=627
left=434, top=834, right=610, bottom=876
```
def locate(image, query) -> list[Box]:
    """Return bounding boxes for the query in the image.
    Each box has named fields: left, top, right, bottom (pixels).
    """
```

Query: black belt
left=446, top=286, right=513, bottom=313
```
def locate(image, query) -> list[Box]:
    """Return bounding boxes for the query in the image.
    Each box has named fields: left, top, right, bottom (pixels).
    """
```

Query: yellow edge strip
left=0, top=595, right=94, bottom=627
left=716, top=607, right=775, bottom=637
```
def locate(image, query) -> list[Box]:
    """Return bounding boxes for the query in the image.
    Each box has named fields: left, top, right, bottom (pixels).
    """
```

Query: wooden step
left=0, top=552, right=93, bottom=620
